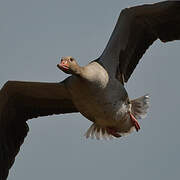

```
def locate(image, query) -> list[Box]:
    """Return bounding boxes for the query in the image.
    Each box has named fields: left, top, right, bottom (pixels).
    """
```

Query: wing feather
left=99, top=1, right=180, bottom=82
left=0, top=80, right=78, bottom=179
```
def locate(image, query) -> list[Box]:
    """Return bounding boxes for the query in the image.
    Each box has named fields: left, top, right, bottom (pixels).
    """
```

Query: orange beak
left=57, top=60, right=69, bottom=71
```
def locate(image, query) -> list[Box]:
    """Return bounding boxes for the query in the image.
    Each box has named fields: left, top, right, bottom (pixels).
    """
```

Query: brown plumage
left=0, top=81, right=78, bottom=179
left=0, top=1, right=180, bottom=179
left=99, top=1, right=180, bottom=82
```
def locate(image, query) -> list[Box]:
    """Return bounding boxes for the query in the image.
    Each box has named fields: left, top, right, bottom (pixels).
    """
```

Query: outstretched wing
left=99, top=1, right=180, bottom=83
left=0, top=80, right=78, bottom=180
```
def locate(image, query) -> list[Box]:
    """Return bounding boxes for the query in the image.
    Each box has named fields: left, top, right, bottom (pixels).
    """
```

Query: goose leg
left=129, top=112, right=140, bottom=132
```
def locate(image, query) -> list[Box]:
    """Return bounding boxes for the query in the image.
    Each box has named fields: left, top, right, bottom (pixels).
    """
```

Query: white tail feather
left=84, top=124, right=114, bottom=140
left=131, top=94, right=150, bottom=119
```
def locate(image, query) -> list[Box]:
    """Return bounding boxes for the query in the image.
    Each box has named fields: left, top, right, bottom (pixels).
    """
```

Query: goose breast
left=65, top=62, right=128, bottom=126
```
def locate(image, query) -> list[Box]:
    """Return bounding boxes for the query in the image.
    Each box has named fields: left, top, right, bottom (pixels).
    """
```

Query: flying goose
left=1, top=1, right=180, bottom=179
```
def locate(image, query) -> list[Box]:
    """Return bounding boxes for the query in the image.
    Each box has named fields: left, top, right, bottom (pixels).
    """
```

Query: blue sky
left=1, top=0, right=180, bottom=179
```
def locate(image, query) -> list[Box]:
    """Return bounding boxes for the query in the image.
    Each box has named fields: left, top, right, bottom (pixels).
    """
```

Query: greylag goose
left=0, top=1, right=180, bottom=179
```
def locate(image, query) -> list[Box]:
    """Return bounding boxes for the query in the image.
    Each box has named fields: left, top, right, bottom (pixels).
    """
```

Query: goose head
left=57, top=56, right=81, bottom=75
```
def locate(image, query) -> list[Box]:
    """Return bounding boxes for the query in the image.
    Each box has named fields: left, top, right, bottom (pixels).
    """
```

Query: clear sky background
left=0, top=0, right=180, bottom=179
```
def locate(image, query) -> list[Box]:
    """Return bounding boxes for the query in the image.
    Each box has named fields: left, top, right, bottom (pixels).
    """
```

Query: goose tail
left=130, top=94, right=150, bottom=119
left=84, top=123, right=115, bottom=140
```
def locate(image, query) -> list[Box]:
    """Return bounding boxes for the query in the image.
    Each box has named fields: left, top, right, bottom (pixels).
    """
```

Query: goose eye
left=70, top=58, right=74, bottom=62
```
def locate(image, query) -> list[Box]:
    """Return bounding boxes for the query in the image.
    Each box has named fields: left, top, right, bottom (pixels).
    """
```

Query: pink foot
left=106, top=127, right=121, bottom=138
left=129, top=112, right=140, bottom=132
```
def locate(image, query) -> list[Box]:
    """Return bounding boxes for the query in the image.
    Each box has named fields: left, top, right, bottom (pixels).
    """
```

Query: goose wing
left=0, top=80, right=78, bottom=180
left=99, top=1, right=180, bottom=83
